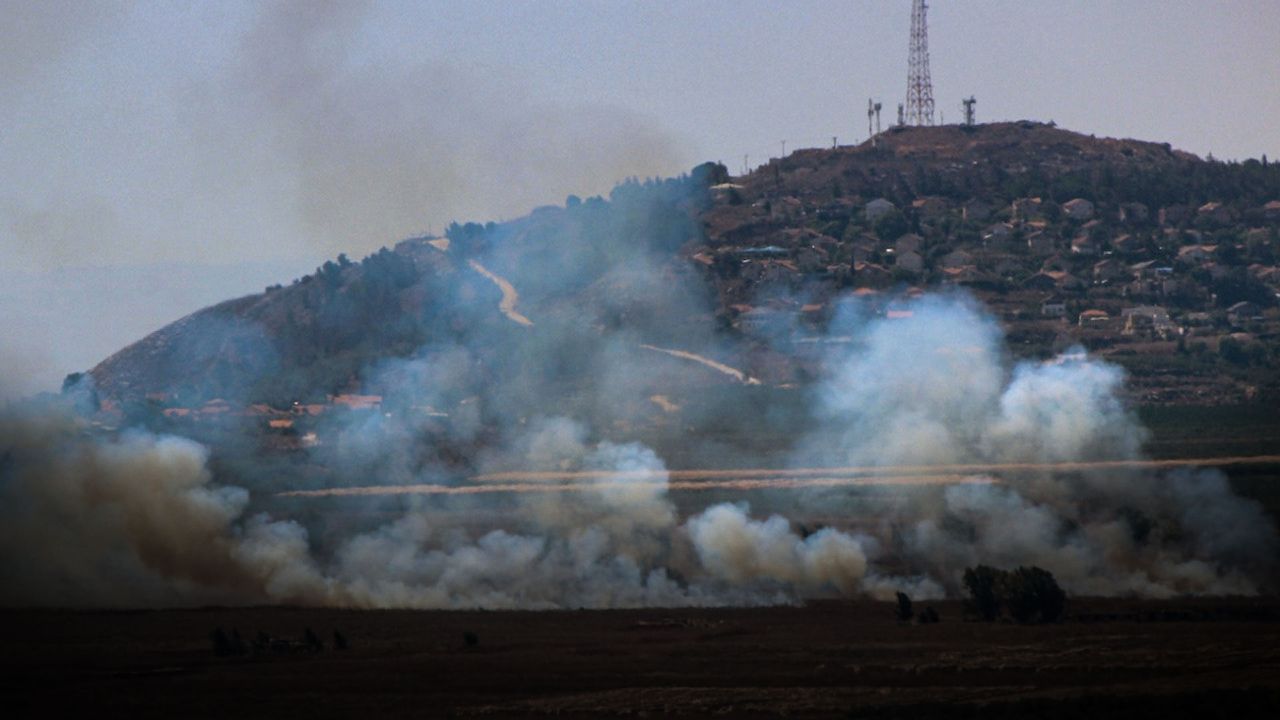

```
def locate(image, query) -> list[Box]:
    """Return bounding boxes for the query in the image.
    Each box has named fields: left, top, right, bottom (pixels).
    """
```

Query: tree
left=874, top=208, right=909, bottom=241
left=963, top=565, right=1067, bottom=623
left=1000, top=566, right=1066, bottom=623
left=962, top=565, right=1003, bottom=621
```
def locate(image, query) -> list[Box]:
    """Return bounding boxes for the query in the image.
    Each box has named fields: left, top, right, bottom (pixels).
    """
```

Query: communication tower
left=867, top=98, right=882, bottom=145
left=962, top=96, right=976, bottom=126
left=905, top=0, right=935, bottom=126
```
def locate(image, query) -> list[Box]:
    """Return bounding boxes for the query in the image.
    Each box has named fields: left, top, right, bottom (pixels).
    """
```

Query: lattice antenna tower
left=905, top=0, right=935, bottom=126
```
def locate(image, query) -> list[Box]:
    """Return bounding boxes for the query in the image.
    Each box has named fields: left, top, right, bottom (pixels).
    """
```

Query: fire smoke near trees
left=2, top=290, right=1274, bottom=608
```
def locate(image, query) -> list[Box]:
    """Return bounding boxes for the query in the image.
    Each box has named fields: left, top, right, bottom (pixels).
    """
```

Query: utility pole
left=905, top=0, right=935, bottom=126
left=781, top=140, right=786, bottom=157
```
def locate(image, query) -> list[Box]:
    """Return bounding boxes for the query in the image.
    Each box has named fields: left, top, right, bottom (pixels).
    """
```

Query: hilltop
left=85, top=122, right=1280, bottom=432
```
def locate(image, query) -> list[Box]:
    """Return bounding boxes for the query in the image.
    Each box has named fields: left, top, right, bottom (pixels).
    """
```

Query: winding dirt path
left=468, top=259, right=533, bottom=327
left=640, top=344, right=761, bottom=385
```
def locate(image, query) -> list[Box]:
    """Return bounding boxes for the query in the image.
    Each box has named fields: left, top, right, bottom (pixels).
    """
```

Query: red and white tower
left=904, top=0, right=935, bottom=126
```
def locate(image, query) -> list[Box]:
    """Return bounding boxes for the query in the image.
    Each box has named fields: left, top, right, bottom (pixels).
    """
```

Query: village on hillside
left=694, top=141, right=1279, bottom=403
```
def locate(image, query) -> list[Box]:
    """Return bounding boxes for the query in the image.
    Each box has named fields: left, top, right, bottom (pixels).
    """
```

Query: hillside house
left=200, top=399, right=232, bottom=416
left=895, top=249, right=924, bottom=274
left=911, top=196, right=949, bottom=220
left=963, top=198, right=992, bottom=223
left=1197, top=201, right=1235, bottom=225
left=941, top=249, right=974, bottom=269
left=738, top=306, right=796, bottom=338
left=865, top=198, right=896, bottom=222
left=852, top=261, right=892, bottom=289
left=850, top=240, right=877, bottom=264
left=1024, top=270, right=1083, bottom=292
left=1012, top=197, right=1046, bottom=222
left=941, top=265, right=983, bottom=284
left=1176, top=244, right=1216, bottom=264
left=1122, top=305, right=1175, bottom=338
left=1041, top=297, right=1067, bottom=317
left=1244, top=228, right=1271, bottom=253
left=731, top=245, right=790, bottom=260
left=1062, top=198, right=1095, bottom=221
left=981, top=221, right=1011, bottom=240
left=1078, top=309, right=1111, bottom=327
left=1263, top=200, right=1280, bottom=222
left=894, top=233, right=924, bottom=255
left=1093, top=258, right=1127, bottom=283
left=1130, top=259, right=1160, bottom=279
left=332, top=394, right=382, bottom=410
left=1041, top=254, right=1071, bottom=272
left=1227, top=301, right=1264, bottom=327
left=1027, top=231, right=1056, bottom=255
left=1119, top=202, right=1150, bottom=224
left=1111, top=234, right=1142, bottom=255
left=1070, top=235, right=1101, bottom=256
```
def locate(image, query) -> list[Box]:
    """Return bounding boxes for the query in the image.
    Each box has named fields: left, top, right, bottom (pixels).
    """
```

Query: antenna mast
left=867, top=99, right=883, bottom=146
left=962, top=96, right=976, bottom=126
left=905, top=0, right=935, bottom=126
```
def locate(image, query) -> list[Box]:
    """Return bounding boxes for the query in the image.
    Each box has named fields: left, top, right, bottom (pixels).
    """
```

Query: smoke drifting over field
left=3, top=289, right=1275, bottom=607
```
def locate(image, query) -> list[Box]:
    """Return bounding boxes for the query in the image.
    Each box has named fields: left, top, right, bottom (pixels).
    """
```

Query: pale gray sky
left=2, top=0, right=1278, bottom=397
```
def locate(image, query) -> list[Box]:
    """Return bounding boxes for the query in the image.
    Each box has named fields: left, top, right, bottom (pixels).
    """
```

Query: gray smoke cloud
left=790, top=293, right=1276, bottom=597
left=195, top=0, right=688, bottom=260
left=0, top=0, right=692, bottom=398
left=4, top=82, right=1276, bottom=607
left=4, top=286, right=1274, bottom=608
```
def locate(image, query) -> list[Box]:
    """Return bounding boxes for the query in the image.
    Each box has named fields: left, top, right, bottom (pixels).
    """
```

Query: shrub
left=962, top=565, right=1004, bottom=621
left=1001, top=566, right=1066, bottom=623
left=895, top=591, right=915, bottom=622
left=962, top=564, right=1066, bottom=624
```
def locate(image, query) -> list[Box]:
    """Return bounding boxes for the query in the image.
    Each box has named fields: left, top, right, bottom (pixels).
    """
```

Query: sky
left=2, top=0, right=1279, bottom=398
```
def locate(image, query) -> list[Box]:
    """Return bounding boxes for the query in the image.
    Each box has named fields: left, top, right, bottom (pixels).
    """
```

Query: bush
left=1001, top=566, right=1066, bottom=623
left=963, top=564, right=1066, bottom=623
left=895, top=591, right=914, bottom=622
left=962, top=565, right=1003, bottom=621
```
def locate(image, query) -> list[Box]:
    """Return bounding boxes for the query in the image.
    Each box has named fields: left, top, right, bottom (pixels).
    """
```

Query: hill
left=86, top=122, right=1280, bottom=425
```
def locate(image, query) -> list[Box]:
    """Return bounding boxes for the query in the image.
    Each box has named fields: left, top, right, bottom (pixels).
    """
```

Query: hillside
left=87, top=122, right=1280, bottom=427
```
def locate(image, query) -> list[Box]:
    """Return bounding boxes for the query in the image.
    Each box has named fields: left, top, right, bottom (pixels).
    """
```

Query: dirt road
left=468, top=259, right=533, bottom=327
left=640, top=344, right=761, bottom=384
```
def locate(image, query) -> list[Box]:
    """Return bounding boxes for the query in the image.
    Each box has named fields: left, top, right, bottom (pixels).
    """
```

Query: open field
left=5, top=599, right=1280, bottom=719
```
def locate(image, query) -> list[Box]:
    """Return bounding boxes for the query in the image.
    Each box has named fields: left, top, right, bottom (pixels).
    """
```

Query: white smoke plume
left=2, top=291, right=1275, bottom=607
left=795, top=292, right=1277, bottom=597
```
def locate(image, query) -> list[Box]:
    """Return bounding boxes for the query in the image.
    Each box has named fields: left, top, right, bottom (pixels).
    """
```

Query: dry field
left=5, top=598, right=1279, bottom=718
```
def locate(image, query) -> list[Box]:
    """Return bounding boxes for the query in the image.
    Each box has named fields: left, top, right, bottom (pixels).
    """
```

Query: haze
left=3, top=0, right=1278, bottom=398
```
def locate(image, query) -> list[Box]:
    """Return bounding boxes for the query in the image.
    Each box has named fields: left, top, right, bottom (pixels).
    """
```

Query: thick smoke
left=793, top=293, right=1276, bottom=597
left=0, top=404, right=907, bottom=608
left=4, top=289, right=1274, bottom=607
left=3, top=171, right=1276, bottom=609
